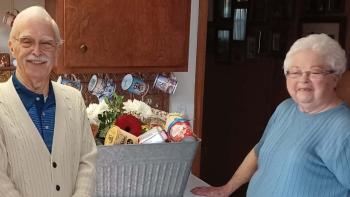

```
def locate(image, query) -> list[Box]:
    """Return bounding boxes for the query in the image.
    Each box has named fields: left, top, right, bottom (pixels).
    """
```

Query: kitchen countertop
left=183, top=173, right=210, bottom=197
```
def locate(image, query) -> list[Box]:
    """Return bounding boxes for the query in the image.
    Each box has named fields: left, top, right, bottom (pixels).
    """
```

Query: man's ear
left=8, top=40, right=15, bottom=56
left=54, top=48, right=61, bottom=67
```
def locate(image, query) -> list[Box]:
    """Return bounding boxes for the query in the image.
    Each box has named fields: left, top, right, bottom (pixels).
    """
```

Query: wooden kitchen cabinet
left=45, top=0, right=191, bottom=74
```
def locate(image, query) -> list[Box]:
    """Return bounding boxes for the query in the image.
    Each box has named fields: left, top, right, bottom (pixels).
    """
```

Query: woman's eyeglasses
left=285, top=69, right=335, bottom=79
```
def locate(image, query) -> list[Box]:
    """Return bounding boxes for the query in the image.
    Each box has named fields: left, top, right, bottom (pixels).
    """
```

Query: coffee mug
left=2, top=9, right=19, bottom=27
left=57, top=74, right=82, bottom=91
left=88, top=74, right=116, bottom=102
left=121, top=74, right=149, bottom=96
left=153, top=74, right=178, bottom=94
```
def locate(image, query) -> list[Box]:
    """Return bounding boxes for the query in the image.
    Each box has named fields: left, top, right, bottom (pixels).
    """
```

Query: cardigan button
left=52, top=162, right=57, bottom=168
left=56, top=185, right=60, bottom=191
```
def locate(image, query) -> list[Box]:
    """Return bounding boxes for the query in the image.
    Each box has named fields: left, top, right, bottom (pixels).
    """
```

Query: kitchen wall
left=170, top=0, right=198, bottom=121
left=0, top=0, right=44, bottom=53
left=0, top=0, right=199, bottom=123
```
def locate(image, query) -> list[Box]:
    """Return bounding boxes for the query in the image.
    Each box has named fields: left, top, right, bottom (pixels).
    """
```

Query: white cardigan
left=0, top=78, right=97, bottom=197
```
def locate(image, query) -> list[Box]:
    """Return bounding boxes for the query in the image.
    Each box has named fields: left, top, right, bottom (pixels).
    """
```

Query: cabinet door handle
left=257, top=31, right=261, bottom=54
left=80, top=44, right=88, bottom=53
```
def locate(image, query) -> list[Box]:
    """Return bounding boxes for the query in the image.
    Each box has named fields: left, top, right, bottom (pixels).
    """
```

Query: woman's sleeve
left=254, top=100, right=286, bottom=156
left=322, top=134, right=350, bottom=189
left=254, top=114, right=276, bottom=156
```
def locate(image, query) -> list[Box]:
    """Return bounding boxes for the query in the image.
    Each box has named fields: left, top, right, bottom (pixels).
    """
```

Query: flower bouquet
left=86, top=93, right=124, bottom=145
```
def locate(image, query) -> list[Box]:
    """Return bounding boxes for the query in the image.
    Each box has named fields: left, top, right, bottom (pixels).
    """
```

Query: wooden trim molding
left=192, top=0, right=208, bottom=177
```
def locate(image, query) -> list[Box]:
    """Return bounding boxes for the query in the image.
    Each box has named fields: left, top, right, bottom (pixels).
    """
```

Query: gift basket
left=87, top=93, right=200, bottom=197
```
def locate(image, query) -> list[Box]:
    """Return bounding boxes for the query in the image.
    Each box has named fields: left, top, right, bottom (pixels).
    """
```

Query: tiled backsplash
left=0, top=70, right=169, bottom=111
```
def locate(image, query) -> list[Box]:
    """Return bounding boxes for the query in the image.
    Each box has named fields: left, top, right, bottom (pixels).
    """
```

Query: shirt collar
left=12, top=73, right=55, bottom=110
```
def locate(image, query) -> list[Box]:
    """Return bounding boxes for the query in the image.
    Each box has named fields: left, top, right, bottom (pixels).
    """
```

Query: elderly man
left=0, top=6, right=97, bottom=197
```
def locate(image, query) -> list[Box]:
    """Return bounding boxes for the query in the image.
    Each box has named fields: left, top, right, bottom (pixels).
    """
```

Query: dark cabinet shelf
left=299, top=0, right=346, bottom=48
left=212, top=0, right=250, bottom=63
left=303, top=0, right=345, bottom=16
left=210, top=0, right=293, bottom=63
left=0, top=66, right=16, bottom=71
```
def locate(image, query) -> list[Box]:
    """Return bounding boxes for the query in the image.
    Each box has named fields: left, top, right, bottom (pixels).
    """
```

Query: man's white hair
left=9, top=6, right=63, bottom=45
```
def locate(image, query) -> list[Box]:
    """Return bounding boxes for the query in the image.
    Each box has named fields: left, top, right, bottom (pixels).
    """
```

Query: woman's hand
left=191, top=185, right=231, bottom=197
left=191, top=149, right=258, bottom=197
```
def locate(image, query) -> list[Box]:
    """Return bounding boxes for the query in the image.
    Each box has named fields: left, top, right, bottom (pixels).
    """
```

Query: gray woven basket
left=94, top=140, right=200, bottom=197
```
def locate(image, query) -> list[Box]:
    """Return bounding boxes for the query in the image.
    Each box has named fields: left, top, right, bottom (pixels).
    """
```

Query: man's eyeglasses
left=14, top=37, right=58, bottom=51
left=285, top=69, right=335, bottom=79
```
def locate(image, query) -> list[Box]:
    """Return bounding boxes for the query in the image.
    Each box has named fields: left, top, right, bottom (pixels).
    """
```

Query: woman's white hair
left=283, top=33, right=347, bottom=75
left=9, top=6, right=63, bottom=45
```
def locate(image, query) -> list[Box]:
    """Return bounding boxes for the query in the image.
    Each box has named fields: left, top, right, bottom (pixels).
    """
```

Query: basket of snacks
left=86, top=94, right=200, bottom=197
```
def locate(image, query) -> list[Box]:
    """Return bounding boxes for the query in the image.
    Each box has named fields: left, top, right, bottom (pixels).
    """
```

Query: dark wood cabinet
left=46, top=0, right=191, bottom=74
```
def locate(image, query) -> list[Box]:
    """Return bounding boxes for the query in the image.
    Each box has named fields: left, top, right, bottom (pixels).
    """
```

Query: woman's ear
left=333, top=75, right=341, bottom=89
left=335, top=74, right=341, bottom=82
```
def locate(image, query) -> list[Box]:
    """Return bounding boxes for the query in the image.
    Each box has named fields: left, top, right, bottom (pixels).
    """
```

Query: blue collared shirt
left=12, top=74, right=56, bottom=153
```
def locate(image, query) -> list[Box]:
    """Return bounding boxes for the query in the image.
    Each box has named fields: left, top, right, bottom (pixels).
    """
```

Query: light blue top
left=247, top=99, right=350, bottom=197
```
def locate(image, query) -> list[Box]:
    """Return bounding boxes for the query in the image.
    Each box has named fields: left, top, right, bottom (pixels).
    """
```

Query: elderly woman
left=192, top=33, right=350, bottom=197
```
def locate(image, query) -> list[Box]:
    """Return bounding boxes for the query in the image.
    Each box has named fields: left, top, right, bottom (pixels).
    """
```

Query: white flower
left=123, top=99, right=153, bottom=119
left=122, top=99, right=138, bottom=113
left=86, top=100, right=110, bottom=125
left=138, top=101, right=153, bottom=118
left=86, top=103, right=99, bottom=125
left=96, top=99, right=110, bottom=113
